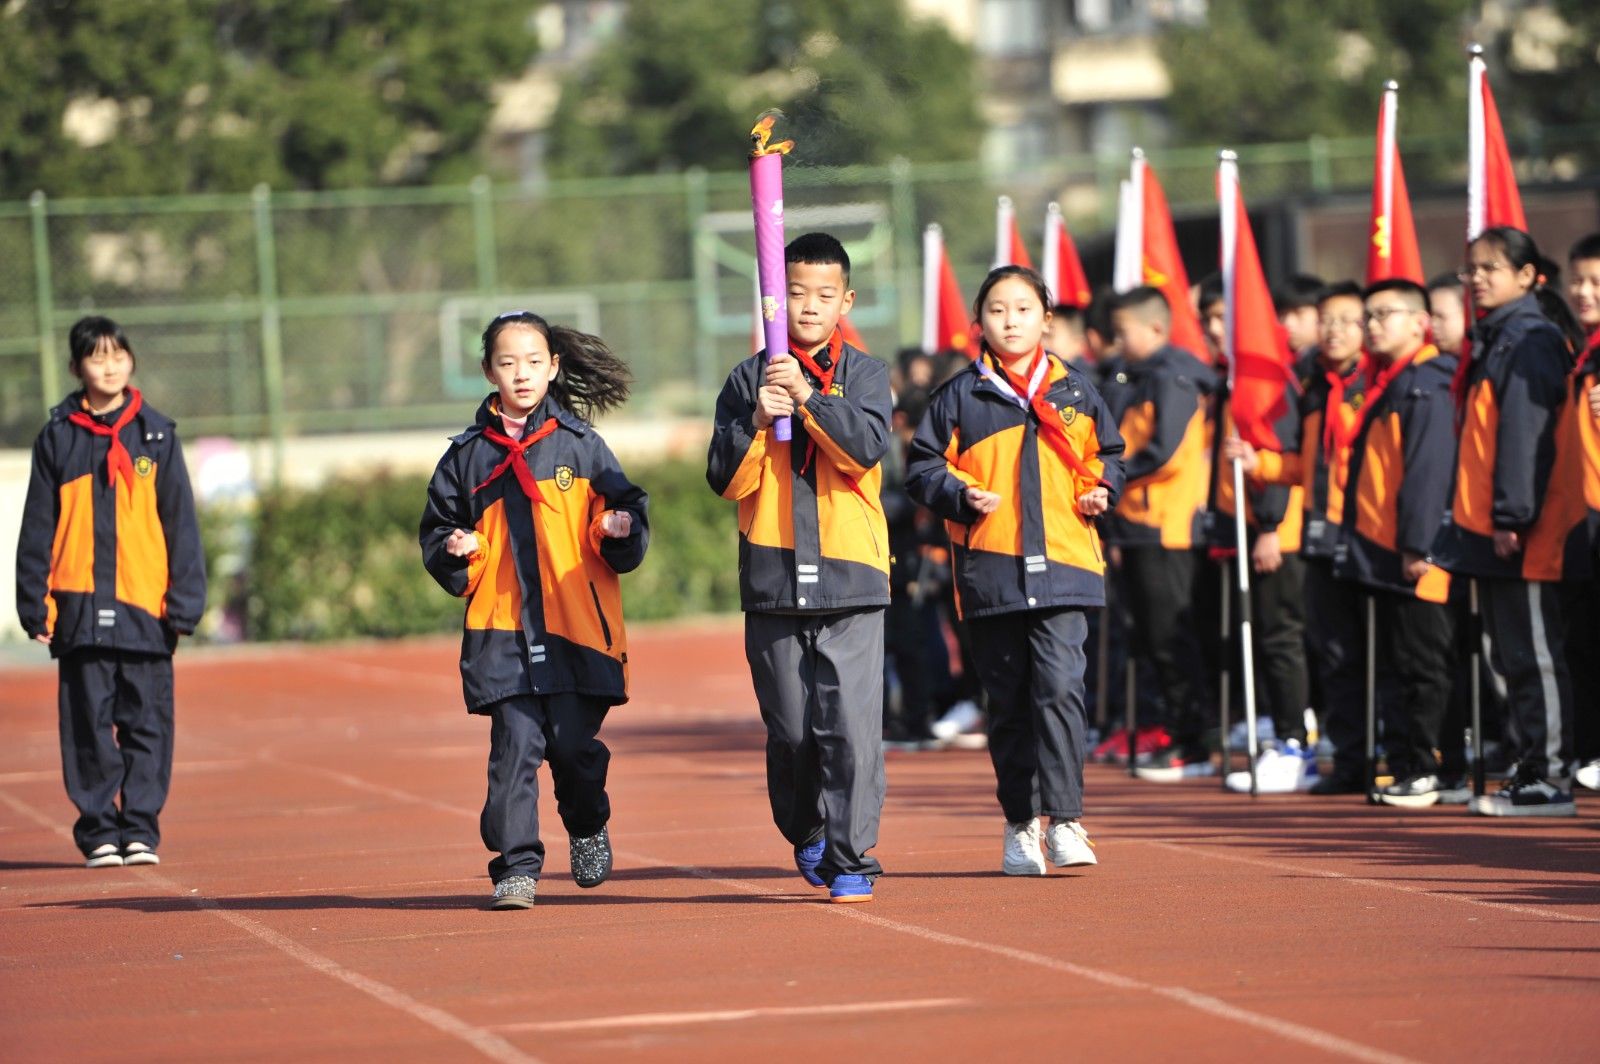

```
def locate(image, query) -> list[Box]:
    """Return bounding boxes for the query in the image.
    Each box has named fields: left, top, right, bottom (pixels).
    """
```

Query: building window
left=979, top=0, right=1049, bottom=57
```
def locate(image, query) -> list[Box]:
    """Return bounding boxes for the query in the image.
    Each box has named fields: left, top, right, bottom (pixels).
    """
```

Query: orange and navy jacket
left=1208, top=381, right=1304, bottom=553
left=904, top=351, right=1124, bottom=619
left=1573, top=328, right=1600, bottom=544
left=706, top=341, right=891, bottom=613
left=1100, top=344, right=1213, bottom=549
left=16, top=390, right=206, bottom=658
left=421, top=395, right=648, bottom=713
left=1252, top=355, right=1365, bottom=559
left=1334, top=346, right=1456, bottom=603
left=1432, top=295, right=1590, bottom=582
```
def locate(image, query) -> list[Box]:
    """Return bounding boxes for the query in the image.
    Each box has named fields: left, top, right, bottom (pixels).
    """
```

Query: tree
left=0, top=0, right=537, bottom=197
left=544, top=0, right=982, bottom=176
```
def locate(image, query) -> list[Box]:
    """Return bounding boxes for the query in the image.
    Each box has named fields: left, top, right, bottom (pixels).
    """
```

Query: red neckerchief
left=788, top=329, right=845, bottom=476
left=993, top=345, right=1103, bottom=488
left=1570, top=326, right=1600, bottom=383
left=473, top=412, right=560, bottom=502
left=1356, top=344, right=1432, bottom=435
left=67, top=388, right=143, bottom=489
left=1321, top=356, right=1367, bottom=457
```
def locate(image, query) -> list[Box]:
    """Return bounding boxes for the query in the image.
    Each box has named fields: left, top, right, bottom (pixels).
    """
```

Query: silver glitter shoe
left=570, top=826, right=613, bottom=888
left=490, top=875, right=537, bottom=910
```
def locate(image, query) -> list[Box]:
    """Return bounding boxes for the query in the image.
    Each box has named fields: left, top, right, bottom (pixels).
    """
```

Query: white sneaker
left=1002, top=818, right=1046, bottom=876
left=1576, top=759, right=1600, bottom=792
left=85, top=843, right=123, bottom=868
left=123, top=842, right=160, bottom=866
left=930, top=699, right=983, bottom=742
left=1225, top=740, right=1317, bottom=794
left=1045, top=819, right=1097, bottom=867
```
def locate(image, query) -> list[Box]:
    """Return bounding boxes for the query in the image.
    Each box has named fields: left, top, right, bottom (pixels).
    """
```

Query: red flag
left=1220, top=152, right=1293, bottom=451
left=994, top=196, right=1033, bottom=270
left=1367, top=81, right=1425, bottom=285
left=923, top=223, right=974, bottom=355
left=1042, top=202, right=1092, bottom=307
left=1136, top=154, right=1210, bottom=362
left=1468, top=45, right=1526, bottom=239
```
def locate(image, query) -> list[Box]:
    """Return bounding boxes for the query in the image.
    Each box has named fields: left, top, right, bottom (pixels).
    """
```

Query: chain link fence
left=4, top=126, right=1597, bottom=459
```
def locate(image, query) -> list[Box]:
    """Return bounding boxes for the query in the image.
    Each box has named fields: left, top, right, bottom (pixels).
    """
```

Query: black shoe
left=570, top=826, right=613, bottom=888
left=1376, top=774, right=1442, bottom=809
left=1308, top=774, right=1366, bottom=796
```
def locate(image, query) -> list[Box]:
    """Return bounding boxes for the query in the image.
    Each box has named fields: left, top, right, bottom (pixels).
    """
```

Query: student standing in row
left=907, top=266, right=1124, bottom=875
left=1433, top=227, right=1590, bottom=818
left=421, top=310, right=647, bottom=908
left=1564, top=233, right=1600, bottom=793
left=16, top=316, right=206, bottom=868
left=707, top=233, right=890, bottom=903
left=1335, top=280, right=1461, bottom=807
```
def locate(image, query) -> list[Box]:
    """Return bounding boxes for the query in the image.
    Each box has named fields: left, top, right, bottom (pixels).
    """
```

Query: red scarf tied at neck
left=1321, top=357, right=1368, bottom=458
left=988, top=346, right=1103, bottom=490
left=68, top=388, right=143, bottom=489
left=473, top=414, right=560, bottom=502
left=787, top=329, right=845, bottom=476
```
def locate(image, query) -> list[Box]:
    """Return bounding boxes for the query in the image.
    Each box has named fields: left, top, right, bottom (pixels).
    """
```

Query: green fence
left=3, top=124, right=1596, bottom=458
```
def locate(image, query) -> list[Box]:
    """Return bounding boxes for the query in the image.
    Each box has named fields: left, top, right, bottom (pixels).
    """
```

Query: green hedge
left=208, top=457, right=739, bottom=642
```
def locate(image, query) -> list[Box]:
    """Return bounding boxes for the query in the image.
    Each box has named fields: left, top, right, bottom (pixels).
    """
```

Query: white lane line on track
left=494, top=997, right=967, bottom=1033
left=0, top=789, right=541, bottom=1064
left=278, top=760, right=1426, bottom=1064
left=0, top=759, right=250, bottom=786
left=1137, top=838, right=1600, bottom=925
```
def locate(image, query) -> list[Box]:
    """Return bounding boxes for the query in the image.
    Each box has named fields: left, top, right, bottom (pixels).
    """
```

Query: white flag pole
left=922, top=224, right=942, bottom=355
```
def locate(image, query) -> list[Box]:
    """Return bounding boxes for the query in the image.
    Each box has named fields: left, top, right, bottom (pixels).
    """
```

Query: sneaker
left=122, top=841, right=160, bottom=866
left=1045, top=819, right=1097, bottom=867
left=1377, top=774, right=1442, bottom=809
left=85, top=843, right=123, bottom=869
left=1093, top=725, right=1172, bottom=765
left=828, top=873, right=873, bottom=903
left=929, top=699, right=982, bottom=742
left=1134, top=747, right=1216, bottom=782
left=569, top=826, right=613, bottom=888
left=1469, top=775, right=1576, bottom=818
left=794, top=837, right=826, bottom=888
left=1002, top=819, right=1047, bottom=876
left=490, top=875, right=537, bottom=909
left=1576, top=759, right=1600, bottom=792
left=1224, top=740, right=1318, bottom=794
left=1436, top=776, right=1474, bottom=805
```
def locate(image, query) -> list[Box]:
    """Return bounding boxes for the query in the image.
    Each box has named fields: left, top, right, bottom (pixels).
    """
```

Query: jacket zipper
left=589, top=581, right=614, bottom=650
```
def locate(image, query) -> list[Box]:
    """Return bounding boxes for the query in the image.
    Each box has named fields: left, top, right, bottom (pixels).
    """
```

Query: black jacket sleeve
left=706, top=362, right=761, bottom=499
left=801, top=354, right=891, bottom=475
left=1395, top=377, right=1457, bottom=557
left=590, top=437, right=650, bottom=574
left=1085, top=379, right=1126, bottom=508
left=905, top=383, right=979, bottom=525
left=155, top=430, right=207, bottom=633
left=420, top=444, right=475, bottom=597
left=1122, top=372, right=1199, bottom=484
left=15, top=427, right=58, bottom=639
left=1491, top=328, right=1570, bottom=531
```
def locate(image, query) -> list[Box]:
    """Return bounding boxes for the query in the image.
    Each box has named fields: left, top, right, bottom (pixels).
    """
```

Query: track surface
left=2, top=622, right=1597, bottom=1062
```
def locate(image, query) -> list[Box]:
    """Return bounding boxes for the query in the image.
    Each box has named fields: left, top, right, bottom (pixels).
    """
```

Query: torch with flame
left=749, top=110, right=795, bottom=441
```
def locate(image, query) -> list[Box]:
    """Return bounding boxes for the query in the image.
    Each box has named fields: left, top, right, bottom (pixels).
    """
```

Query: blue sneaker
left=828, top=873, right=873, bottom=904
left=794, top=838, right=826, bottom=887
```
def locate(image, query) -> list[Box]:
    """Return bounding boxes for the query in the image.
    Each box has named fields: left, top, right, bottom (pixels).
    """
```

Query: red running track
left=1, top=621, right=1597, bottom=1062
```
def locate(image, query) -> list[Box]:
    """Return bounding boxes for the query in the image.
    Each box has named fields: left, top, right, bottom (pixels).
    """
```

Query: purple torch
left=749, top=111, right=796, bottom=441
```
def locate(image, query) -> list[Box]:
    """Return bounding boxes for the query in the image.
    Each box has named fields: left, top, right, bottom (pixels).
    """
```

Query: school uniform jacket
left=1100, top=344, right=1213, bottom=549
left=1335, top=346, right=1456, bottom=603
left=1208, top=382, right=1304, bottom=553
left=706, top=343, right=892, bottom=613
left=904, top=352, right=1125, bottom=619
left=1252, top=355, right=1365, bottom=559
left=421, top=396, right=648, bottom=713
left=1574, top=330, right=1600, bottom=543
left=1432, top=296, right=1590, bottom=582
left=16, top=391, right=205, bottom=659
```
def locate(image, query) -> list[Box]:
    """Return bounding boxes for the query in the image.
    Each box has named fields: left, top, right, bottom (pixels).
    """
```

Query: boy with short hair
left=1425, top=274, right=1467, bottom=357
left=1565, top=234, right=1600, bottom=791
left=706, top=232, right=890, bottom=902
left=1336, top=280, right=1460, bottom=806
left=1049, top=303, right=1093, bottom=376
left=1275, top=273, right=1328, bottom=365
left=1101, top=286, right=1217, bottom=780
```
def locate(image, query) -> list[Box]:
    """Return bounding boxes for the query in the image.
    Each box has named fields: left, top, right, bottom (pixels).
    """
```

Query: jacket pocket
left=588, top=581, right=614, bottom=650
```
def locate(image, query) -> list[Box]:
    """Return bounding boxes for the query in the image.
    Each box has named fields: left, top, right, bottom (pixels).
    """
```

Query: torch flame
left=750, top=110, right=795, bottom=158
